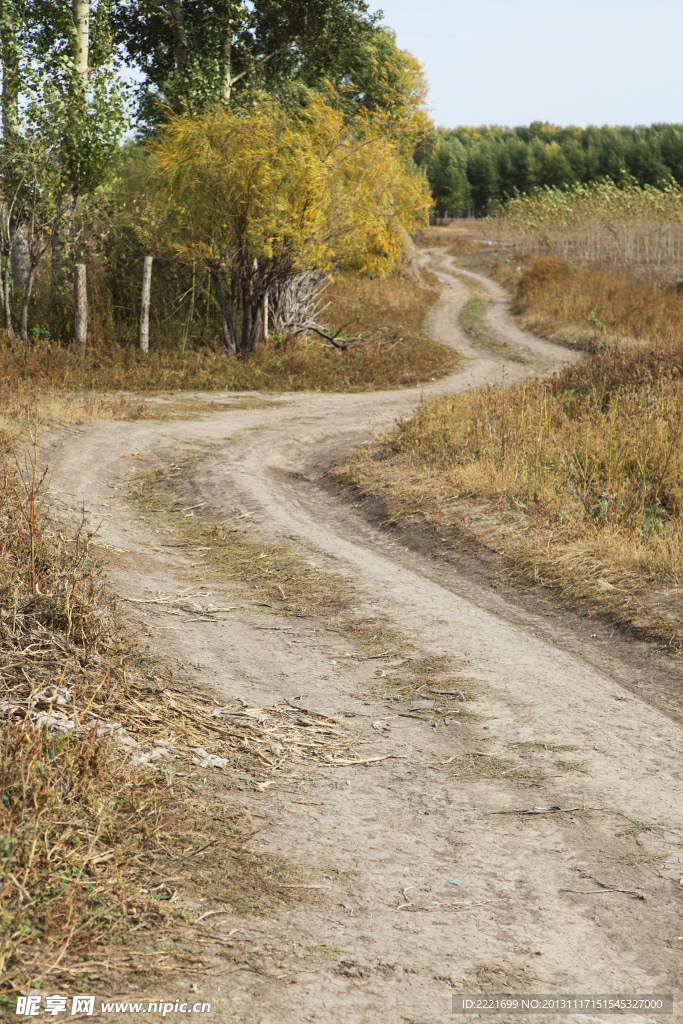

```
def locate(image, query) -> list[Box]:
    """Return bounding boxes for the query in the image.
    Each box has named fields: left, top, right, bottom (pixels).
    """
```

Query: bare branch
left=293, top=322, right=403, bottom=352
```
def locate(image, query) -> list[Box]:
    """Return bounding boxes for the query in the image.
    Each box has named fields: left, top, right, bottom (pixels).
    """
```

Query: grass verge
left=0, top=272, right=456, bottom=401
left=494, top=255, right=683, bottom=353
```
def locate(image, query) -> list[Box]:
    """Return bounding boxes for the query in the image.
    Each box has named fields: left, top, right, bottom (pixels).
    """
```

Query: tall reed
left=494, top=181, right=683, bottom=274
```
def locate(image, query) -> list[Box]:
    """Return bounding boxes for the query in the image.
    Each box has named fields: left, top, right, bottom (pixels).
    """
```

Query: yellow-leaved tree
left=140, top=94, right=432, bottom=355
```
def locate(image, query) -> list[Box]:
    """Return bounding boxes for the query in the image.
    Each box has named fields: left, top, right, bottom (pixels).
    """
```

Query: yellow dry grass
left=494, top=256, right=683, bottom=352
left=0, top=390, right=157, bottom=452
left=337, top=324, right=683, bottom=645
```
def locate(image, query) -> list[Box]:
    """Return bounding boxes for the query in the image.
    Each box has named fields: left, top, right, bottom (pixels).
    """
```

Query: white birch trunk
left=11, top=224, right=30, bottom=291
left=139, top=255, right=153, bottom=352
left=72, top=0, right=90, bottom=79
left=73, top=263, right=87, bottom=350
left=52, top=2, right=89, bottom=295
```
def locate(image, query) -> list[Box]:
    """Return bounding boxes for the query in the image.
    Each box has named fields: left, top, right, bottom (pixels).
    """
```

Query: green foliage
left=0, top=0, right=128, bottom=342
left=17, top=1, right=128, bottom=198
left=419, top=122, right=683, bottom=217
left=111, top=0, right=396, bottom=129
left=421, top=134, right=470, bottom=217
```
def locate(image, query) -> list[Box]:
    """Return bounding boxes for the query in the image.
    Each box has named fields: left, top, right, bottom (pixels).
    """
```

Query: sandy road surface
left=41, top=254, right=682, bottom=1024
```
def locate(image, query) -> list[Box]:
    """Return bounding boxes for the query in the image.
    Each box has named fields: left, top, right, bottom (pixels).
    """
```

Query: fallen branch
left=292, top=318, right=403, bottom=352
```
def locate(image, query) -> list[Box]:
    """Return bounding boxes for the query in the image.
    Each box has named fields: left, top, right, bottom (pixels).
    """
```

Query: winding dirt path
left=43, top=255, right=682, bottom=1023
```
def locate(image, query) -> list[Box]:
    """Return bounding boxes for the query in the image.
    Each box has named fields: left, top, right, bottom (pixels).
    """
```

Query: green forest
left=420, top=122, right=683, bottom=216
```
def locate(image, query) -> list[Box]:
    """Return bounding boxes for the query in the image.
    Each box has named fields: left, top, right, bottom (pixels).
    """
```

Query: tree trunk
left=1, top=0, right=22, bottom=314
left=221, top=31, right=232, bottom=104
left=73, top=263, right=87, bottom=350
left=1, top=0, right=19, bottom=145
left=262, top=292, right=269, bottom=343
left=72, top=0, right=90, bottom=79
left=210, top=270, right=236, bottom=353
left=167, top=1, right=191, bottom=101
left=240, top=300, right=262, bottom=354
left=51, top=194, right=75, bottom=295
left=237, top=260, right=265, bottom=355
left=139, top=255, right=153, bottom=352
left=20, top=264, right=37, bottom=345
left=52, top=1, right=90, bottom=297
left=11, top=223, right=30, bottom=291
left=3, top=257, right=16, bottom=343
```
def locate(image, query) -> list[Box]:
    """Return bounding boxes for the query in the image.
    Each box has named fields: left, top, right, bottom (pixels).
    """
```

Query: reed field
left=493, top=180, right=683, bottom=274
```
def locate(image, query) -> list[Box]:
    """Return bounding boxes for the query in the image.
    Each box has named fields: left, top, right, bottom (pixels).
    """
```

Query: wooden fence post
left=73, top=264, right=87, bottom=350
left=139, top=255, right=153, bottom=353
left=262, top=292, right=269, bottom=343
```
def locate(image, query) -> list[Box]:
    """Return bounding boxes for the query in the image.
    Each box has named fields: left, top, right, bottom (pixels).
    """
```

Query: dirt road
left=43, top=254, right=682, bottom=1023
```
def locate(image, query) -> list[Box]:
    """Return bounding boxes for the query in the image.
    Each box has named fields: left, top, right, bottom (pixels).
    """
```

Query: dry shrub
left=0, top=728, right=170, bottom=991
left=0, top=446, right=172, bottom=991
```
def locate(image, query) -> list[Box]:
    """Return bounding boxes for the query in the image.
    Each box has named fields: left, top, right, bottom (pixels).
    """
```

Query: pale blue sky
left=378, top=0, right=683, bottom=128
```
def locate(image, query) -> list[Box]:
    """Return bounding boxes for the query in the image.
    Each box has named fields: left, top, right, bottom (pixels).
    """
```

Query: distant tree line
left=417, top=122, right=683, bottom=217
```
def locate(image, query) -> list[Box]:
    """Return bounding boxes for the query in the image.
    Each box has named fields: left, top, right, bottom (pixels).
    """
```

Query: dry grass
left=0, top=441, right=371, bottom=997
left=377, top=655, right=482, bottom=721
left=0, top=390, right=158, bottom=453
left=473, top=961, right=539, bottom=992
left=444, top=746, right=587, bottom=782
left=508, top=741, right=580, bottom=754
left=337, top=366, right=683, bottom=644
left=445, top=753, right=541, bottom=783
left=0, top=272, right=455, bottom=400
left=494, top=256, right=683, bottom=352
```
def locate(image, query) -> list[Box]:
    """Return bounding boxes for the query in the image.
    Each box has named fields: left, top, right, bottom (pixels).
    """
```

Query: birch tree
left=0, top=0, right=126, bottom=339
